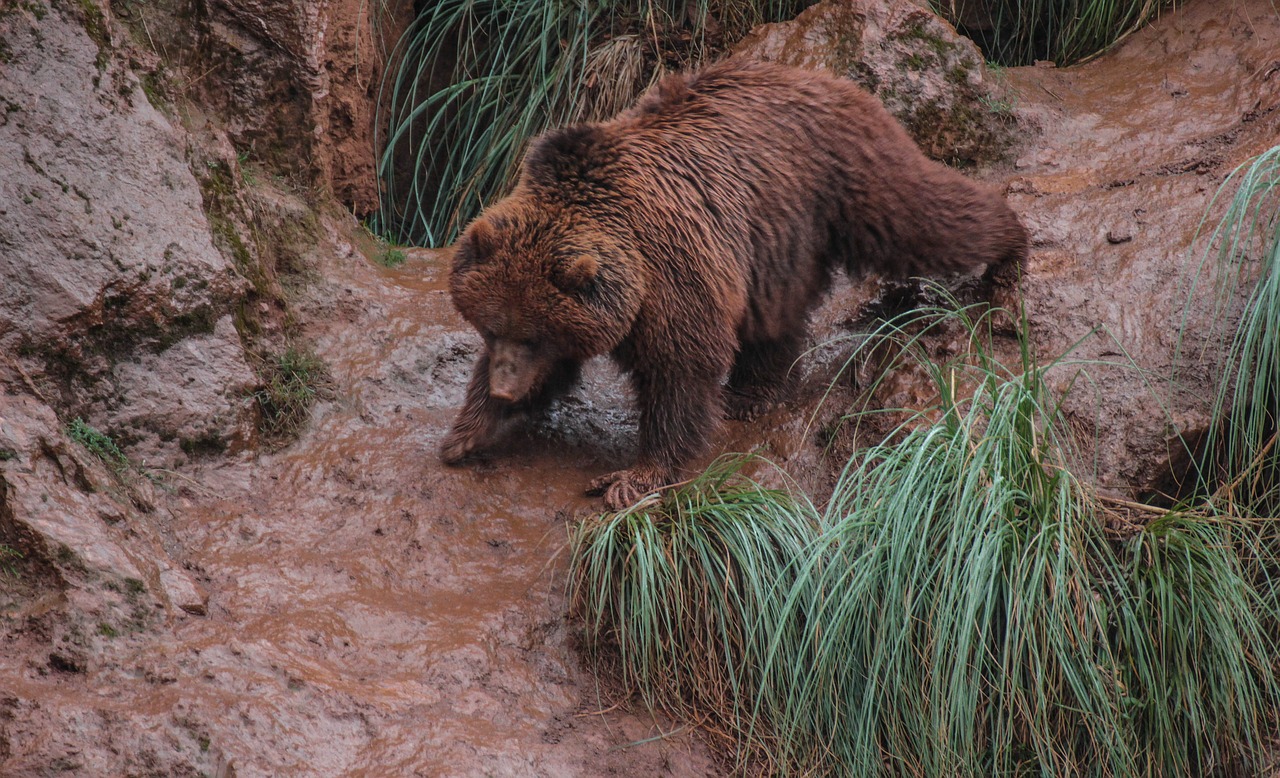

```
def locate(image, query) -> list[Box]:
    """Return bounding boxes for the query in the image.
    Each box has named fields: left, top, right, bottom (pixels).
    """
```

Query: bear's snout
left=488, top=340, right=539, bottom=402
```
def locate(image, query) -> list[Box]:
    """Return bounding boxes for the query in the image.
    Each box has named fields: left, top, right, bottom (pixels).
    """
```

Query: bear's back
left=620, top=60, right=1025, bottom=280
left=612, top=61, right=937, bottom=337
left=516, top=59, right=1022, bottom=340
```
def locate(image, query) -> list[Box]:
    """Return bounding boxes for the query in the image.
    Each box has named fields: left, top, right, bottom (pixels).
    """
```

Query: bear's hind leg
left=725, top=333, right=803, bottom=421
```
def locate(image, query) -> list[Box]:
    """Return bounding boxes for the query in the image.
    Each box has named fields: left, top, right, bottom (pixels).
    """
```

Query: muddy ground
left=2, top=0, right=1280, bottom=775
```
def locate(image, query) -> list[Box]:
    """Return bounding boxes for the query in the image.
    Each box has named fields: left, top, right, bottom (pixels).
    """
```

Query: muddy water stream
left=115, top=249, right=722, bottom=775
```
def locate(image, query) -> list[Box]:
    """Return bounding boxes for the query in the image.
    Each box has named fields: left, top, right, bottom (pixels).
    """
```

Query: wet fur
left=441, top=59, right=1028, bottom=508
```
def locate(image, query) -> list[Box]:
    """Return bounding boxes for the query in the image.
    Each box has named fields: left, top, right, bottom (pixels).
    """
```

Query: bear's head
left=449, top=198, right=645, bottom=404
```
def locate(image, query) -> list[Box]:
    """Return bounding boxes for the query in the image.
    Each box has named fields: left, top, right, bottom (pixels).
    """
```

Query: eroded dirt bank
left=2, top=0, right=1279, bottom=775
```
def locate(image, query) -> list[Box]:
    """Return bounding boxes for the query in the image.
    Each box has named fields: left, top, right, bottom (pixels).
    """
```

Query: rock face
left=0, top=0, right=225, bottom=677
left=0, top=0, right=258, bottom=469
left=734, top=0, right=1016, bottom=164
left=198, top=0, right=400, bottom=213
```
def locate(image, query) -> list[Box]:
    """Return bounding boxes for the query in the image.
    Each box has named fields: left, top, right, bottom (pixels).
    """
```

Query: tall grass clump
left=375, top=0, right=600, bottom=246
left=769, top=308, right=1091, bottom=773
left=374, top=1, right=810, bottom=247
left=571, top=299, right=1280, bottom=775
left=937, top=0, right=1172, bottom=66
left=568, top=455, right=821, bottom=764
left=1192, top=145, right=1280, bottom=515
left=774, top=304, right=1279, bottom=774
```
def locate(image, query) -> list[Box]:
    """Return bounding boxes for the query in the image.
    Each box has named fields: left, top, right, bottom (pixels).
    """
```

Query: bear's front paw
left=439, top=429, right=479, bottom=465
left=586, top=467, right=665, bottom=510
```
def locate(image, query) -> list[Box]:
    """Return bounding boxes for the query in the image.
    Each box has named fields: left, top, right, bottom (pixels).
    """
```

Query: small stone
left=159, top=567, right=208, bottom=616
left=1106, top=229, right=1133, bottom=244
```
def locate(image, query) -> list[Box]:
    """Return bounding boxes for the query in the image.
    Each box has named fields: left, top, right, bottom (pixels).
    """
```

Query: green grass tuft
left=572, top=299, right=1280, bottom=775
left=767, top=304, right=1278, bottom=775
left=377, top=246, right=406, bottom=268
left=0, top=545, right=22, bottom=578
left=1193, top=145, right=1280, bottom=515
left=569, top=455, right=821, bottom=768
left=253, top=347, right=328, bottom=441
left=373, top=0, right=601, bottom=246
left=67, top=417, right=129, bottom=474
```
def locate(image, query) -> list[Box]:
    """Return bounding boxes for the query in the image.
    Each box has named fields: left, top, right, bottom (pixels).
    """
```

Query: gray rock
left=0, top=1, right=245, bottom=355
left=104, top=315, right=259, bottom=468
left=0, top=0, right=257, bottom=467
left=733, top=0, right=1016, bottom=164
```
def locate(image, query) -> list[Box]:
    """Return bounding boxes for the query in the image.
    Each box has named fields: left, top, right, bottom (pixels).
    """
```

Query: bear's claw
left=439, top=430, right=476, bottom=464
left=587, top=468, right=664, bottom=510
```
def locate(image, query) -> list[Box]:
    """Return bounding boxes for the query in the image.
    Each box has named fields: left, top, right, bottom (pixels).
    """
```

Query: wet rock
left=0, top=1, right=244, bottom=349
left=102, top=316, right=258, bottom=468
left=1, top=396, right=142, bottom=582
left=0, top=697, right=227, bottom=778
left=0, top=0, right=257, bottom=464
left=733, top=0, right=1016, bottom=164
left=0, top=394, right=184, bottom=601
left=199, top=0, right=403, bottom=213
left=158, top=566, right=208, bottom=616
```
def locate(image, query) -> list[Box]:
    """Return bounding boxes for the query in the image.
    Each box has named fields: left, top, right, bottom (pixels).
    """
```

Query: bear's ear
left=552, top=254, right=599, bottom=292
left=524, top=126, right=604, bottom=188
left=453, top=219, right=497, bottom=272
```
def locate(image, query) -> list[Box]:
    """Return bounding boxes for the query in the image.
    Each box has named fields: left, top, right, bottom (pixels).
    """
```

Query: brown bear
left=440, top=58, right=1027, bottom=509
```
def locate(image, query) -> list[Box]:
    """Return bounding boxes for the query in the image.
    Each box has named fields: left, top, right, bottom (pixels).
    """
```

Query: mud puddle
left=1, top=229, right=724, bottom=775
left=116, top=244, right=722, bottom=775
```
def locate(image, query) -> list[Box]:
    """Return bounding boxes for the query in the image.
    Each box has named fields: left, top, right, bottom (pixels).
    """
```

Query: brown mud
left=1001, top=0, right=1280, bottom=496
left=2, top=1, right=1280, bottom=776
left=2, top=227, right=723, bottom=775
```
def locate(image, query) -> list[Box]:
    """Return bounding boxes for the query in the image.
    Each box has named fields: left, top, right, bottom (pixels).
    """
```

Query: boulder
left=0, top=0, right=258, bottom=468
left=734, top=0, right=1015, bottom=164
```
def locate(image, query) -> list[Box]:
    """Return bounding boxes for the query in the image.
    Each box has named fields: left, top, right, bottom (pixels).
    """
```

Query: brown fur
left=440, top=59, right=1028, bottom=509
